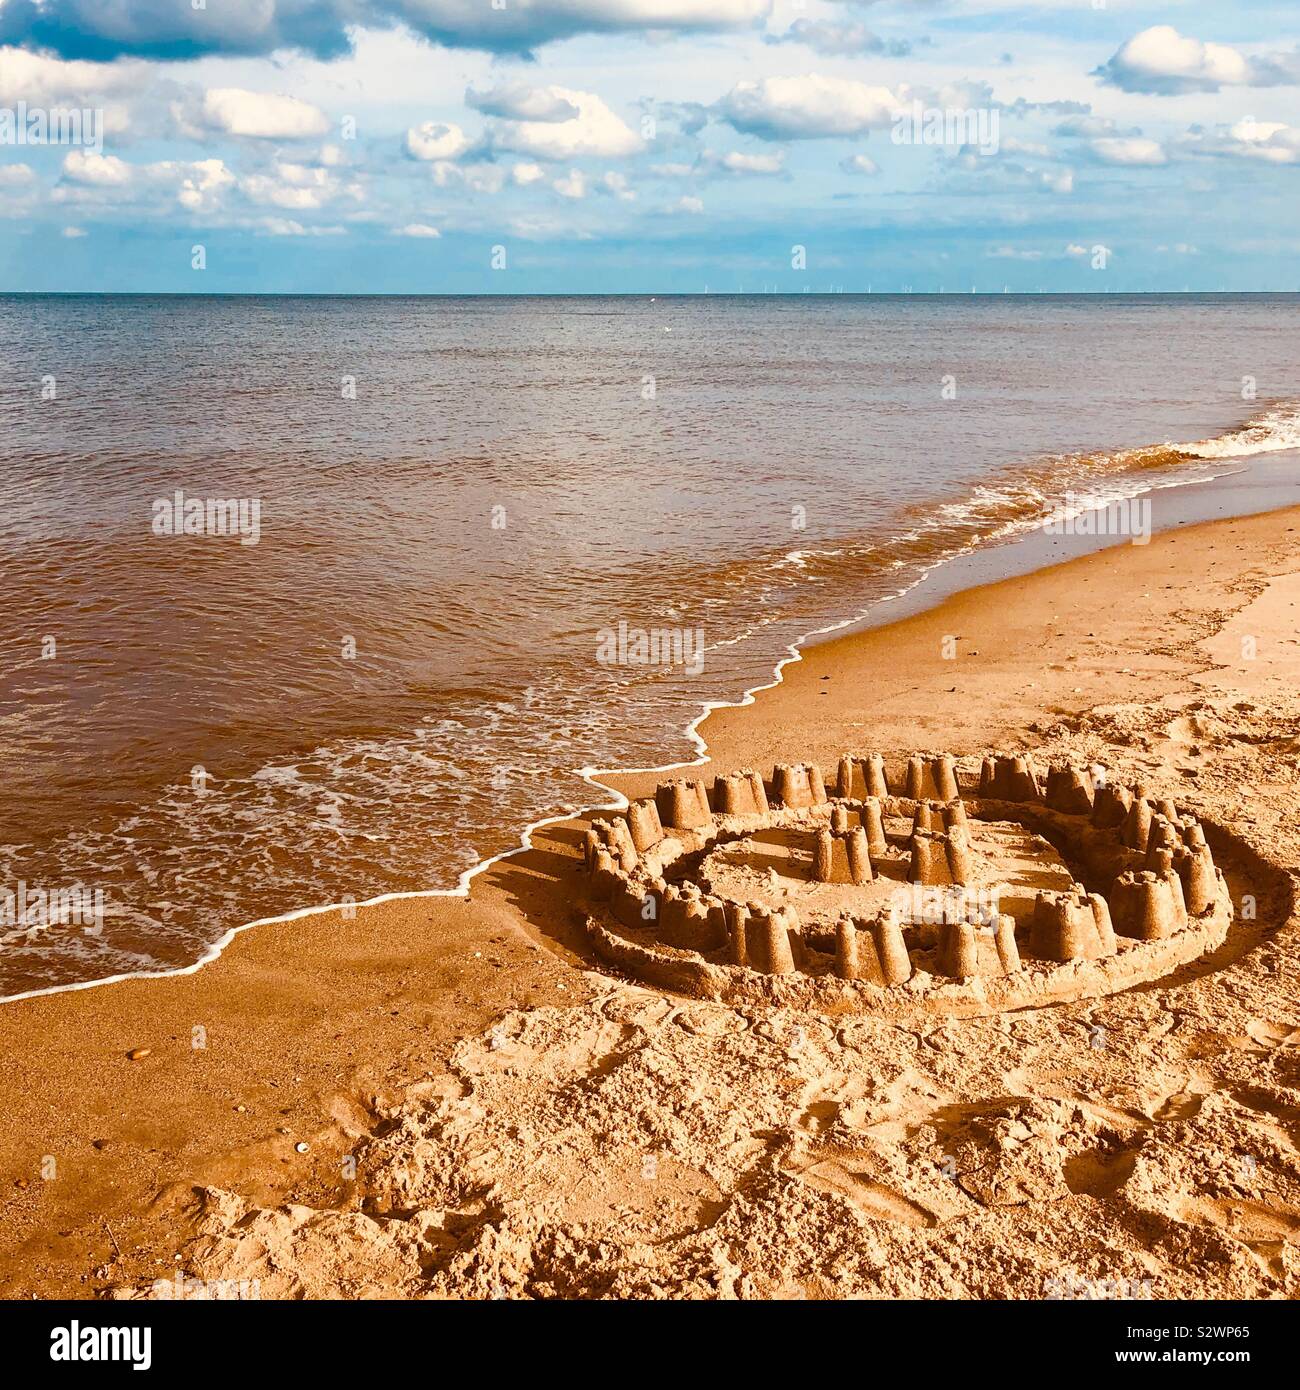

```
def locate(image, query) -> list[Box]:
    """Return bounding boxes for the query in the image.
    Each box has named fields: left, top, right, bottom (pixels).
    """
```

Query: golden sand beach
left=2, top=504, right=1299, bottom=1300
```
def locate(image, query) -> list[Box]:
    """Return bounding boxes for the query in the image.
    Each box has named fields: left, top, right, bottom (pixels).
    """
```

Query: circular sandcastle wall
left=580, top=752, right=1235, bottom=1019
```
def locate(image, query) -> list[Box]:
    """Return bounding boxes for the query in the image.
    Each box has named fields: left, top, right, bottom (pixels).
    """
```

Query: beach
left=1, top=501, right=1298, bottom=1299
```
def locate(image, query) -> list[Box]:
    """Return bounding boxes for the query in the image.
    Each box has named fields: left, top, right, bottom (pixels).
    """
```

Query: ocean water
left=0, top=293, right=1297, bottom=998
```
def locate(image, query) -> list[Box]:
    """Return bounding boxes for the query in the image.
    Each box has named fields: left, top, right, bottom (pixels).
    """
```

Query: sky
left=0, top=0, right=1296, bottom=292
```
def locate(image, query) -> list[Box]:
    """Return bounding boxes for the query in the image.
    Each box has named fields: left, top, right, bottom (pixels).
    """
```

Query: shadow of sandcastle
left=580, top=753, right=1236, bottom=1019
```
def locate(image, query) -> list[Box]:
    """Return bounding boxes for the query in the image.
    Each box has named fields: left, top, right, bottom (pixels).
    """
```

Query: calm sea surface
left=0, top=294, right=1297, bottom=996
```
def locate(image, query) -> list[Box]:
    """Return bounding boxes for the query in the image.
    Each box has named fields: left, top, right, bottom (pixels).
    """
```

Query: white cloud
left=988, top=247, right=1044, bottom=261
left=1178, top=118, right=1300, bottom=165
left=768, top=19, right=908, bottom=60
left=712, top=149, right=784, bottom=174
left=241, top=161, right=347, bottom=210
left=716, top=74, right=901, bottom=140
left=839, top=153, right=879, bottom=176
left=201, top=88, right=330, bottom=139
left=0, top=47, right=137, bottom=135
left=1095, top=26, right=1300, bottom=95
left=1000, top=137, right=1050, bottom=159
left=1088, top=136, right=1167, bottom=166
left=172, top=158, right=236, bottom=212
left=257, top=218, right=346, bottom=237
left=61, top=225, right=86, bottom=238
left=600, top=170, right=634, bottom=200
left=484, top=87, right=642, bottom=160
left=673, top=195, right=704, bottom=214
left=511, top=161, right=546, bottom=186
left=0, top=162, right=35, bottom=186
left=405, top=121, right=470, bottom=162
left=553, top=168, right=588, bottom=199
left=395, top=223, right=441, bottom=237
left=431, top=161, right=506, bottom=193
left=62, top=150, right=131, bottom=185
left=466, top=83, right=579, bottom=122
left=1040, top=167, right=1074, bottom=194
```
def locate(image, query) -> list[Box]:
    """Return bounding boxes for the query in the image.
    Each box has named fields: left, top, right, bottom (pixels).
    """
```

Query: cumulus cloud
left=0, top=0, right=773, bottom=61
left=987, top=246, right=1043, bottom=261
left=766, top=19, right=910, bottom=59
left=1096, top=26, right=1300, bottom=95
left=256, top=217, right=346, bottom=236
left=395, top=222, right=440, bottom=237
left=0, top=45, right=141, bottom=135
left=61, top=224, right=85, bottom=236
left=673, top=194, right=704, bottom=214
left=430, top=160, right=506, bottom=193
left=511, top=161, right=546, bottom=185
left=839, top=153, right=879, bottom=175
left=716, top=74, right=901, bottom=140
left=240, top=160, right=352, bottom=210
left=198, top=88, right=330, bottom=140
left=1088, top=136, right=1167, bottom=166
left=707, top=149, right=784, bottom=174
left=466, top=83, right=579, bottom=123
left=483, top=87, right=643, bottom=160
left=1177, top=118, right=1300, bottom=165
left=552, top=168, right=587, bottom=199
left=405, top=121, right=470, bottom=162
left=62, top=150, right=131, bottom=185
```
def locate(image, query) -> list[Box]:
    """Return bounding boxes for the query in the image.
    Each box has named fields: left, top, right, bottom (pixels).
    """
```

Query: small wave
left=1181, top=400, right=1300, bottom=459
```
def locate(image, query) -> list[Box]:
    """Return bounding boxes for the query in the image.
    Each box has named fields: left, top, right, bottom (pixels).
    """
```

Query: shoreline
left=1, top=499, right=1299, bottom=1297
left=5, top=448, right=1294, bottom=1009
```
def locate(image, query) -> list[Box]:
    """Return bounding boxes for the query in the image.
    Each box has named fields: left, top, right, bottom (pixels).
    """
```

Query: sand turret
left=772, top=762, right=827, bottom=809
left=980, top=754, right=1040, bottom=802
left=1091, top=782, right=1132, bottom=830
left=1045, top=766, right=1094, bottom=815
left=939, top=920, right=980, bottom=979
left=626, top=798, right=664, bottom=853
left=1031, top=890, right=1108, bottom=961
left=1088, top=892, right=1117, bottom=957
left=945, top=826, right=974, bottom=886
left=1181, top=844, right=1220, bottom=916
left=835, top=755, right=868, bottom=800
left=871, top=908, right=912, bottom=985
left=861, top=797, right=888, bottom=856
left=863, top=753, right=889, bottom=798
left=1110, top=870, right=1182, bottom=941
left=994, top=914, right=1022, bottom=974
left=754, top=908, right=798, bottom=975
left=1121, top=795, right=1153, bottom=852
left=905, top=754, right=960, bottom=802
left=908, top=831, right=950, bottom=886
left=655, top=778, right=713, bottom=831
left=712, top=769, right=767, bottom=817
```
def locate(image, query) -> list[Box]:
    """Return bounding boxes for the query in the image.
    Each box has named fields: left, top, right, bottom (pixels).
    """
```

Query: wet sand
left=2, top=503, right=1299, bottom=1299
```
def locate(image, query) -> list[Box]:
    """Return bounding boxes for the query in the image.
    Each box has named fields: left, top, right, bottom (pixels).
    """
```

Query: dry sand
left=2, top=506, right=1299, bottom=1300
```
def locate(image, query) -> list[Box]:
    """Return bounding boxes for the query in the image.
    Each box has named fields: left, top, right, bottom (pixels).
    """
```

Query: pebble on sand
left=126, top=1048, right=151, bottom=1061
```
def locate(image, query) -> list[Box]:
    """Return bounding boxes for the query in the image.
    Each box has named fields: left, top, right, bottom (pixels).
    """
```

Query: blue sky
left=0, top=0, right=1296, bottom=292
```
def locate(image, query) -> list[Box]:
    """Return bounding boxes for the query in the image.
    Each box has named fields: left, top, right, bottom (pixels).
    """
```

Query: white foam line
left=0, top=457, right=1260, bottom=1009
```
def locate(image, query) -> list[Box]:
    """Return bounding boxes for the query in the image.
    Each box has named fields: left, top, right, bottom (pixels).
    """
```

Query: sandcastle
left=580, top=752, right=1237, bottom=1018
